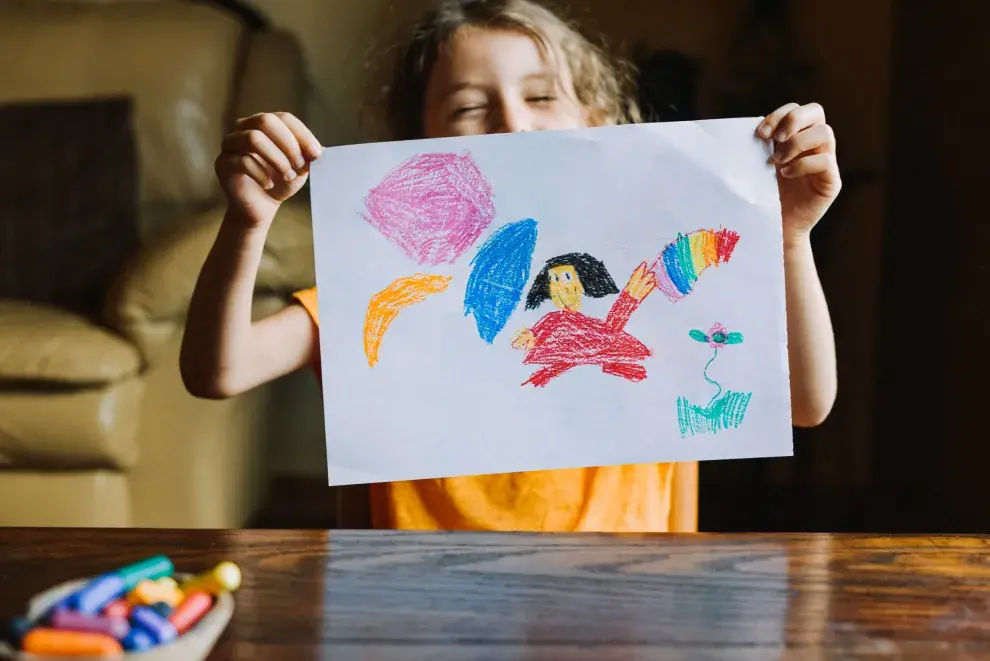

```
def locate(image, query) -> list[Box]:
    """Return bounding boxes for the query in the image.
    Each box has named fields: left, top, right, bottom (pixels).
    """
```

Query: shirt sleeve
left=605, top=291, right=641, bottom=332
left=292, top=287, right=320, bottom=327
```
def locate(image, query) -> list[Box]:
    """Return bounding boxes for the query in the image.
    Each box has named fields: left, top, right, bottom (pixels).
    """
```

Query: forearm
left=783, top=232, right=837, bottom=426
left=180, top=208, right=272, bottom=397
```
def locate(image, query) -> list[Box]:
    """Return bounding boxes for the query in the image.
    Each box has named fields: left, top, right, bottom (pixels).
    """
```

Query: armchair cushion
left=0, top=0, right=244, bottom=215
left=0, top=96, right=139, bottom=318
left=0, top=301, right=141, bottom=385
left=103, top=200, right=315, bottom=362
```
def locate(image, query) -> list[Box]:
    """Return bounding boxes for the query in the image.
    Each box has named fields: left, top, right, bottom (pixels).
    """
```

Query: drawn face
left=548, top=265, right=584, bottom=311
left=423, top=26, right=589, bottom=138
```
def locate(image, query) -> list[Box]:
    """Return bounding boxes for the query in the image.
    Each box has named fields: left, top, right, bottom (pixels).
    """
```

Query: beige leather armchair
left=0, top=1, right=318, bottom=528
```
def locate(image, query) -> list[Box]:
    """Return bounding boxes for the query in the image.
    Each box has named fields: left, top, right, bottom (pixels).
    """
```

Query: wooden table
left=2, top=530, right=990, bottom=659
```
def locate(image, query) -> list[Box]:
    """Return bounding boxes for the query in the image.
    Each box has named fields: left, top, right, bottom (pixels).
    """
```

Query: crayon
left=180, top=561, right=241, bottom=594
left=73, top=574, right=126, bottom=616
left=103, top=599, right=131, bottom=620
left=120, top=627, right=155, bottom=652
left=169, top=592, right=213, bottom=634
left=21, top=628, right=123, bottom=657
left=130, top=606, right=178, bottom=645
left=129, top=579, right=184, bottom=607
left=50, top=609, right=129, bottom=640
left=117, top=555, right=174, bottom=591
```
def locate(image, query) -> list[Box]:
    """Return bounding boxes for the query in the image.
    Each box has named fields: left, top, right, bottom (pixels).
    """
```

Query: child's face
left=423, top=26, right=589, bottom=138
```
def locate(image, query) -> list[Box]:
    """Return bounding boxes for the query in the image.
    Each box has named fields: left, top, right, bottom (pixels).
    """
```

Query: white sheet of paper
left=309, top=117, right=793, bottom=486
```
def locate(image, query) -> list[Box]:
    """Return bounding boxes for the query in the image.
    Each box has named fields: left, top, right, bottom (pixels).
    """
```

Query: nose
left=494, top=97, right=533, bottom=133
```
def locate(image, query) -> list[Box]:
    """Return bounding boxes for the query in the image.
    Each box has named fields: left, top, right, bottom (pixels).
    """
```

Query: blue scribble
left=464, top=218, right=539, bottom=343
left=661, top=242, right=691, bottom=296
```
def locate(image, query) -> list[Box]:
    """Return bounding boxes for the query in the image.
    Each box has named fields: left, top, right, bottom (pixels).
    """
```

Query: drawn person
left=512, top=253, right=658, bottom=386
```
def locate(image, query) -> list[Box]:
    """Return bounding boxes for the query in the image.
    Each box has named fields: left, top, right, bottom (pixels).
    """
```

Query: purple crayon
left=50, top=609, right=130, bottom=640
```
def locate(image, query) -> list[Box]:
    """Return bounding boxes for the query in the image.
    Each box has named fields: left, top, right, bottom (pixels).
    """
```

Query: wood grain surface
left=3, top=529, right=990, bottom=659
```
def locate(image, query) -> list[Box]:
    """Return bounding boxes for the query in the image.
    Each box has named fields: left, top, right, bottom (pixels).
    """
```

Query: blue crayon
left=150, top=602, right=173, bottom=618
left=131, top=606, right=178, bottom=645
left=72, top=574, right=126, bottom=615
left=121, top=627, right=155, bottom=652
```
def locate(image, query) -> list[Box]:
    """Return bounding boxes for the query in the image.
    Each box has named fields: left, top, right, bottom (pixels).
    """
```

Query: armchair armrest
left=103, top=200, right=315, bottom=363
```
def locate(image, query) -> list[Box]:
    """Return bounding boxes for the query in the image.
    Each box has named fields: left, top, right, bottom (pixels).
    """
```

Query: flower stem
left=703, top=348, right=722, bottom=408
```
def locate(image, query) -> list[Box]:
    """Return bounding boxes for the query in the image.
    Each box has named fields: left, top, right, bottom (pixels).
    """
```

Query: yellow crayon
left=128, top=579, right=184, bottom=607
left=180, top=561, right=241, bottom=594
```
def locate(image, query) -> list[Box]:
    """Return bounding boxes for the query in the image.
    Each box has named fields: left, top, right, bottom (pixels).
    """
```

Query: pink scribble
left=363, top=151, right=496, bottom=266
left=652, top=268, right=681, bottom=301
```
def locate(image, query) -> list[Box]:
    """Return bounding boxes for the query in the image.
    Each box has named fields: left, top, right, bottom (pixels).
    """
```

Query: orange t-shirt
left=292, top=287, right=679, bottom=532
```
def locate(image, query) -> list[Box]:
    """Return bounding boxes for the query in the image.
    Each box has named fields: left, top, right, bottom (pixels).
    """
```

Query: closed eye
left=452, top=105, right=485, bottom=118
left=528, top=96, right=557, bottom=104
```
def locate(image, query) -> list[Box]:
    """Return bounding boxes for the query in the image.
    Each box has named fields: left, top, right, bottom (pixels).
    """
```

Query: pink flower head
left=689, top=322, right=743, bottom=348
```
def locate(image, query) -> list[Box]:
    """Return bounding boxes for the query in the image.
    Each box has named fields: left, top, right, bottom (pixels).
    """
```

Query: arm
left=783, top=234, right=837, bottom=427
left=180, top=209, right=316, bottom=399
left=759, top=102, right=841, bottom=427
left=605, top=263, right=655, bottom=331
left=181, top=110, right=323, bottom=399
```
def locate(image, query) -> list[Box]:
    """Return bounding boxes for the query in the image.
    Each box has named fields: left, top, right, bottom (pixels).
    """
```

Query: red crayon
left=168, top=592, right=213, bottom=634
left=103, top=599, right=131, bottom=620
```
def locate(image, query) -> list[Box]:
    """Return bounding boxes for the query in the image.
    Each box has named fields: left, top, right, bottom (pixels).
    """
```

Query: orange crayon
left=22, top=628, right=123, bottom=657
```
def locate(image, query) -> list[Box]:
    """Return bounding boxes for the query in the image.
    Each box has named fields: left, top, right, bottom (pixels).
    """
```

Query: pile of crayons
left=3, top=555, right=240, bottom=657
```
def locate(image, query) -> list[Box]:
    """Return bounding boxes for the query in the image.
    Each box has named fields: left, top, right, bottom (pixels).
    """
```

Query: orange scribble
left=364, top=273, right=452, bottom=367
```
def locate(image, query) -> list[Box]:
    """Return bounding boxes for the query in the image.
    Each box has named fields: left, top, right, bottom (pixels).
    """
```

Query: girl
left=181, top=0, right=838, bottom=532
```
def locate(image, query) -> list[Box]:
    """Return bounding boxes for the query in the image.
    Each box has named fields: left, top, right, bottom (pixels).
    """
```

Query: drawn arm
left=606, top=262, right=656, bottom=332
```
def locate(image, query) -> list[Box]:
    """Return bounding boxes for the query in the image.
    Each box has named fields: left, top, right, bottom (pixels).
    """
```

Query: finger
left=222, top=129, right=298, bottom=181
left=242, top=153, right=275, bottom=190
left=275, top=112, right=323, bottom=161
left=773, top=124, right=836, bottom=166
left=235, top=112, right=308, bottom=171
left=217, top=152, right=274, bottom=190
left=757, top=103, right=800, bottom=139
left=780, top=153, right=840, bottom=185
left=772, top=103, right=826, bottom=143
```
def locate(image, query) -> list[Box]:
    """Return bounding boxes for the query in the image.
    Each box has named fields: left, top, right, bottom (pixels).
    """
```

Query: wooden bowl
left=0, top=574, right=233, bottom=660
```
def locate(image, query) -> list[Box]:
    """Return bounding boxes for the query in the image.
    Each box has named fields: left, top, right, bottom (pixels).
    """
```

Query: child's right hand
left=215, top=112, right=323, bottom=228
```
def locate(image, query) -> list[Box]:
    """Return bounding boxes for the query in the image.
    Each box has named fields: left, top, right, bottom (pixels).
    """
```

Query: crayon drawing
left=362, top=151, right=495, bottom=266
left=309, top=118, right=794, bottom=485
left=513, top=227, right=739, bottom=388
left=364, top=274, right=452, bottom=367
left=677, top=322, right=752, bottom=436
left=651, top=228, right=740, bottom=302
left=464, top=218, right=539, bottom=344
left=513, top=255, right=656, bottom=387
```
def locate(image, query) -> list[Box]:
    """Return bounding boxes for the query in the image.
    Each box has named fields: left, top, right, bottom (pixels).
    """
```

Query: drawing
left=512, top=254, right=657, bottom=387
left=677, top=322, right=751, bottom=436
left=362, top=151, right=496, bottom=266
left=364, top=274, right=452, bottom=367
left=650, top=228, right=740, bottom=302
left=464, top=218, right=539, bottom=344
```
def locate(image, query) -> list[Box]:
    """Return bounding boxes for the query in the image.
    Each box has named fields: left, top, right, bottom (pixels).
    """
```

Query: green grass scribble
left=677, top=390, right=752, bottom=437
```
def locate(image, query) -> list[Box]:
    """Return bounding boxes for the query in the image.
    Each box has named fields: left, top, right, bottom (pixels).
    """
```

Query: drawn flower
left=689, top=322, right=743, bottom=349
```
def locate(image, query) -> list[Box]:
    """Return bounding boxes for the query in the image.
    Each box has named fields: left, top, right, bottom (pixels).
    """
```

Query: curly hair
left=381, top=0, right=642, bottom=140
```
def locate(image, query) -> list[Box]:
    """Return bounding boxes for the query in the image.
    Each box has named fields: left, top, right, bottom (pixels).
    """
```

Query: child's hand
left=512, top=328, right=536, bottom=351
left=757, top=103, right=841, bottom=242
left=215, top=112, right=323, bottom=227
left=623, top=263, right=657, bottom=301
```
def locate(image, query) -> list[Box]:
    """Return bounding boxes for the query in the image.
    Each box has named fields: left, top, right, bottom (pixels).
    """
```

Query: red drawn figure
left=511, top=253, right=657, bottom=387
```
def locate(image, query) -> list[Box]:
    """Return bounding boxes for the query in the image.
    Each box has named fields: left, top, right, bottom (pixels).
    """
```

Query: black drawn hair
left=525, top=252, right=619, bottom=309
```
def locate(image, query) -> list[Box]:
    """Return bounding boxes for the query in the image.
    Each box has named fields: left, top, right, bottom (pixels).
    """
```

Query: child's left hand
left=758, top=103, right=841, bottom=241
